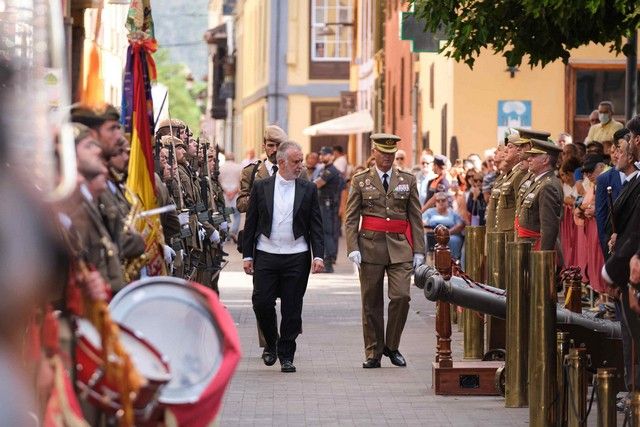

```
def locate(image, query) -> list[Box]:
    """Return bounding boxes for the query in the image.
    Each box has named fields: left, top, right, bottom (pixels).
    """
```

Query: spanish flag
left=122, top=0, right=165, bottom=276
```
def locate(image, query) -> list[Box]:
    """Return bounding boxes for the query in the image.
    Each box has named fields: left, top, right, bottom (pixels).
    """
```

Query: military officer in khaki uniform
left=490, top=134, right=530, bottom=232
left=237, top=125, right=289, bottom=213
left=511, top=128, right=552, bottom=214
left=515, top=138, right=563, bottom=253
left=345, top=134, right=425, bottom=368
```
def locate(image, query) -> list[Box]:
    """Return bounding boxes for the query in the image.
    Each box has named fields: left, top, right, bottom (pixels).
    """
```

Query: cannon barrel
left=416, top=265, right=621, bottom=340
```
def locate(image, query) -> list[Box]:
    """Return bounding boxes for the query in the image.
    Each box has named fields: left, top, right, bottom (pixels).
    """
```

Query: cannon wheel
left=494, top=365, right=506, bottom=396
left=482, top=348, right=506, bottom=361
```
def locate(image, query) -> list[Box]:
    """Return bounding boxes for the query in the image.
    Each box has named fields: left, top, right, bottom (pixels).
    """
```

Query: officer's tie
left=272, top=165, right=278, bottom=175
left=382, top=173, right=389, bottom=192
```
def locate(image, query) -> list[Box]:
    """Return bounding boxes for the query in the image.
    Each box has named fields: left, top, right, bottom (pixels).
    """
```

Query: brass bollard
left=596, top=367, right=616, bottom=427
left=528, top=250, right=558, bottom=427
left=567, top=347, right=588, bottom=427
left=463, top=226, right=485, bottom=359
left=556, top=332, right=570, bottom=426
left=630, top=392, right=640, bottom=427
left=486, top=231, right=508, bottom=351
left=505, top=241, right=532, bottom=408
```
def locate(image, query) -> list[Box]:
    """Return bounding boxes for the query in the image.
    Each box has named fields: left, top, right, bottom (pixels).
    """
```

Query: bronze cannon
left=415, top=265, right=621, bottom=339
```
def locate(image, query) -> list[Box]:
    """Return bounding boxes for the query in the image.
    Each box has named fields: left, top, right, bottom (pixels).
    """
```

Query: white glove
left=219, top=221, right=229, bottom=232
left=348, top=250, right=362, bottom=266
left=413, top=253, right=425, bottom=269
left=198, top=227, right=206, bottom=242
left=178, top=212, right=189, bottom=225
left=163, top=244, right=176, bottom=264
left=209, top=229, right=221, bottom=244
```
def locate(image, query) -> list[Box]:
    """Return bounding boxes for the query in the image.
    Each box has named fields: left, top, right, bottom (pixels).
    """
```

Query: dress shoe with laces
left=280, top=360, right=296, bottom=373
left=262, top=349, right=277, bottom=366
left=362, top=358, right=381, bottom=369
left=383, top=347, right=406, bottom=367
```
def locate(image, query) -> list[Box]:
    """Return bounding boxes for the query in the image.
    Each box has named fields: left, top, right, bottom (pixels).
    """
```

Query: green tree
left=409, top=0, right=640, bottom=68
left=154, top=48, right=204, bottom=132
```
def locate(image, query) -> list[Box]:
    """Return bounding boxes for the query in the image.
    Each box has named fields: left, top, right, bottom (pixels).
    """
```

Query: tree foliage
left=153, top=48, right=205, bottom=132
left=409, top=0, right=640, bottom=68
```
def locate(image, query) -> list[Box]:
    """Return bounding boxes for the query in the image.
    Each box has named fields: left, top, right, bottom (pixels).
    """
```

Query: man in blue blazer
left=595, top=128, right=628, bottom=256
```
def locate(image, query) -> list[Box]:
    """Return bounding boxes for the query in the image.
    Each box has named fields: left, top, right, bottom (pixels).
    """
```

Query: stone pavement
left=215, top=238, right=617, bottom=426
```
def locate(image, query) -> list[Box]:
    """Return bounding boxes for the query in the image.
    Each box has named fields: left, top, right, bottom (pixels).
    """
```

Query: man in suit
left=602, top=128, right=640, bottom=392
left=344, top=134, right=425, bottom=368
left=595, top=128, right=628, bottom=256
left=242, top=141, right=324, bottom=373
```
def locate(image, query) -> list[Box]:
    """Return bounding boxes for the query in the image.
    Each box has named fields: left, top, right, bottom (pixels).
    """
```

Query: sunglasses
left=436, top=199, right=448, bottom=202
left=396, top=157, right=405, bottom=160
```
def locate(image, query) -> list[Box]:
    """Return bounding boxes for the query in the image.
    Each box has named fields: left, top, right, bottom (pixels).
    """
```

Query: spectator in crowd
left=241, top=148, right=258, bottom=167
left=422, top=154, right=450, bottom=211
left=218, top=152, right=244, bottom=242
left=466, top=171, right=486, bottom=226
left=305, top=151, right=324, bottom=181
left=595, top=128, right=628, bottom=256
left=589, top=109, right=600, bottom=127
left=557, top=132, right=573, bottom=147
left=449, top=177, right=469, bottom=225
left=423, top=192, right=465, bottom=259
left=394, top=149, right=410, bottom=172
left=559, top=158, right=581, bottom=268
left=575, top=154, right=607, bottom=296
left=332, top=145, right=348, bottom=177
left=417, top=154, right=436, bottom=205
left=467, top=153, right=482, bottom=172
left=586, top=101, right=624, bottom=143
left=561, top=142, right=579, bottom=164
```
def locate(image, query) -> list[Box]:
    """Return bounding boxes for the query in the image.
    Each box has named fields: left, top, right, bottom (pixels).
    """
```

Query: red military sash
left=361, top=215, right=413, bottom=250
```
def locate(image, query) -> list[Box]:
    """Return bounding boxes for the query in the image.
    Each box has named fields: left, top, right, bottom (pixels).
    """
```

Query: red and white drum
left=74, top=318, right=171, bottom=422
left=108, top=276, right=225, bottom=405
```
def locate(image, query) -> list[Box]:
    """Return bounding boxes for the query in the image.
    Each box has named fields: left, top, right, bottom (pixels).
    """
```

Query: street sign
left=400, top=12, right=446, bottom=53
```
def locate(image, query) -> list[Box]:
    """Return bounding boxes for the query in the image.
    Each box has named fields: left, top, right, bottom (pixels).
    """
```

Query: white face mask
left=598, top=113, right=610, bottom=124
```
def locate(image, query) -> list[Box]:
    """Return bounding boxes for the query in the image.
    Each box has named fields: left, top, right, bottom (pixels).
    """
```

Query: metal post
left=596, top=367, right=617, bottom=427
left=505, top=241, right=531, bottom=407
left=567, top=347, right=588, bottom=427
left=486, top=231, right=508, bottom=351
left=630, top=391, right=640, bottom=427
left=557, top=332, right=570, bottom=426
left=463, top=226, right=485, bottom=359
left=529, top=250, right=558, bottom=427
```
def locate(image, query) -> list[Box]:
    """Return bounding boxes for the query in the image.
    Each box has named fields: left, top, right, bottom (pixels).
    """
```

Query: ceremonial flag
left=122, top=0, right=165, bottom=276
left=79, top=7, right=104, bottom=106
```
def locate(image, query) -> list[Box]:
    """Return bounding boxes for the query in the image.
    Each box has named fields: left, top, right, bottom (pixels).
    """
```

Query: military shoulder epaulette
left=397, top=168, right=413, bottom=176
left=353, top=168, right=370, bottom=178
left=243, top=160, right=262, bottom=170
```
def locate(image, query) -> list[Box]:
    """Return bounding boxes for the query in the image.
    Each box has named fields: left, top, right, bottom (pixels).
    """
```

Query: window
left=575, top=69, right=639, bottom=115
left=567, top=64, right=640, bottom=142
left=311, top=0, right=353, bottom=62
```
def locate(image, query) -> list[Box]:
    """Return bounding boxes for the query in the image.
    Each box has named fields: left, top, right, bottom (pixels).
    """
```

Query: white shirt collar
left=375, top=166, right=392, bottom=182
left=265, top=159, right=276, bottom=175
left=626, top=170, right=639, bottom=182
left=79, top=183, right=93, bottom=202
left=275, top=172, right=295, bottom=187
left=533, top=170, right=551, bottom=182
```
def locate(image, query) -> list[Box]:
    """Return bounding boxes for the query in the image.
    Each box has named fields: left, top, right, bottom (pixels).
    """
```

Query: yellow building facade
left=234, top=0, right=351, bottom=157
left=419, top=43, right=635, bottom=159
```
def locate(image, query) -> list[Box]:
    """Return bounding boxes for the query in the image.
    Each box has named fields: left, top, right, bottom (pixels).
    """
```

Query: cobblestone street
left=216, top=240, right=531, bottom=426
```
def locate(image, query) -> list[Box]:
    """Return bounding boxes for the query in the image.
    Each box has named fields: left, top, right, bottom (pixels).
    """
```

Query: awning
left=303, top=110, right=374, bottom=136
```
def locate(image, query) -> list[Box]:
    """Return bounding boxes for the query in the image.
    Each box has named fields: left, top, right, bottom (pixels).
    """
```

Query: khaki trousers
left=359, top=261, right=412, bottom=359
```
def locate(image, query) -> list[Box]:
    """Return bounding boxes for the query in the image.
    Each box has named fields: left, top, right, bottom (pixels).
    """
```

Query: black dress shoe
left=280, top=360, right=296, bottom=373
left=262, top=349, right=277, bottom=366
left=383, top=347, right=406, bottom=367
left=362, top=358, right=381, bottom=368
